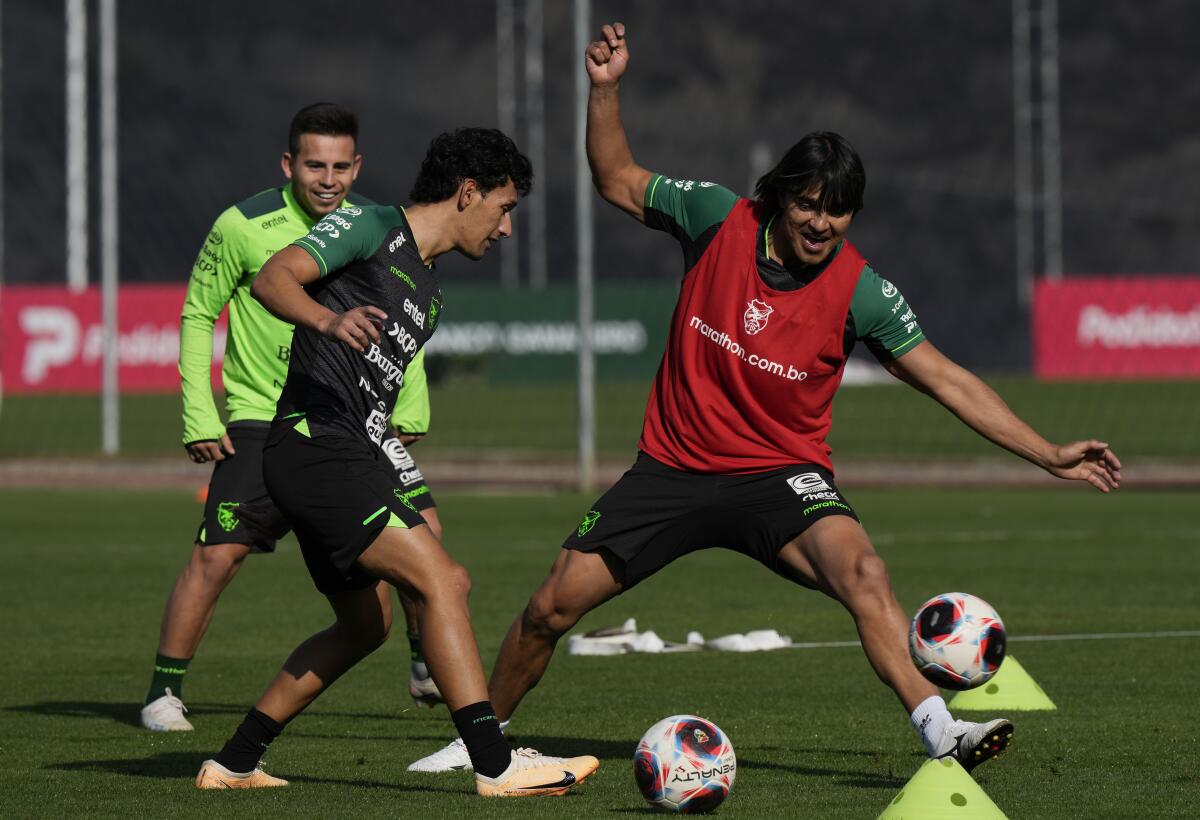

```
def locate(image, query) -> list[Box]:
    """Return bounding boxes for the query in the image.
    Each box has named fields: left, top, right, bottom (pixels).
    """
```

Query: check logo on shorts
left=786, top=472, right=832, bottom=496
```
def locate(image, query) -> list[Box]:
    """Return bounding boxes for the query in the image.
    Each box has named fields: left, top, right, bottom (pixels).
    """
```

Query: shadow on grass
left=48, top=752, right=464, bottom=794
left=4, top=700, right=145, bottom=728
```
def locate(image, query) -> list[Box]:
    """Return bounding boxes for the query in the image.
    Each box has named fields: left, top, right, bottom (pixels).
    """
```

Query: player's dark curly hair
left=754, top=131, right=865, bottom=216
left=409, top=128, right=533, bottom=203
left=288, top=102, right=359, bottom=156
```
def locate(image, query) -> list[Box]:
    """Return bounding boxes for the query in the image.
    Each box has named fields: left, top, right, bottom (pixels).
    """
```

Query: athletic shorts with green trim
left=195, top=421, right=289, bottom=552
left=262, top=420, right=428, bottom=595
left=564, top=451, right=858, bottom=589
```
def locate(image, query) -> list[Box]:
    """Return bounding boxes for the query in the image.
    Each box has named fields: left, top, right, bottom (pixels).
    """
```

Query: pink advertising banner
left=1033, top=276, right=1200, bottom=379
left=0, top=285, right=224, bottom=394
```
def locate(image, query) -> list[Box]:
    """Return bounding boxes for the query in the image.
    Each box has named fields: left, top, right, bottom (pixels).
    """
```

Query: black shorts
left=262, top=420, right=428, bottom=595
left=196, top=422, right=288, bottom=552
left=196, top=423, right=434, bottom=552
left=564, top=452, right=859, bottom=588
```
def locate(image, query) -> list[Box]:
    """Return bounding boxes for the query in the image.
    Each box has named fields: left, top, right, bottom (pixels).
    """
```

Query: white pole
left=100, top=0, right=119, bottom=454
left=525, top=0, right=548, bottom=290
left=66, top=0, right=88, bottom=293
left=1039, top=0, right=1064, bottom=279
left=497, top=0, right=519, bottom=289
left=1012, top=0, right=1036, bottom=304
left=573, top=0, right=595, bottom=492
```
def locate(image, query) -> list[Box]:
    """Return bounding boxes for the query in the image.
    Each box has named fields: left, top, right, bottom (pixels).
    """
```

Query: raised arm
left=585, top=22, right=652, bottom=221
left=884, top=341, right=1122, bottom=492
left=251, top=245, right=385, bottom=353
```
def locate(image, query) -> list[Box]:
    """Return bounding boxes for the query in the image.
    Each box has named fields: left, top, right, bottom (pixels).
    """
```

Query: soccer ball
left=909, top=592, right=1007, bottom=690
left=633, top=715, right=736, bottom=813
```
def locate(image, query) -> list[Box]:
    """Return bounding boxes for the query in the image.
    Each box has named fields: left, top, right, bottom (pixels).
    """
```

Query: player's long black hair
left=754, top=131, right=865, bottom=216
left=288, top=102, right=359, bottom=155
left=409, top=128, right=533, bottom=202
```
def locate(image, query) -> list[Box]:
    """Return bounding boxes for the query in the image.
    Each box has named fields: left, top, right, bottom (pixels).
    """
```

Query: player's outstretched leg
left=776, top=516, right=1013, bottom=772
left=408, top=547, right=621, bottom=774
left=196, top=580, right=394, bottom=788
left=400, top=508, right=444, bottom=708
left=143, top=541, right=250, bottom=731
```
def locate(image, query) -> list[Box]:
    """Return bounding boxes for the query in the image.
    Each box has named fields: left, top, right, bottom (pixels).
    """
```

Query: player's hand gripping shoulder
left=1043, top=440, right=1122, bottom=493
left=585, top=22, right=630, bottom=87
left=319, top=306, right=388, bottom=354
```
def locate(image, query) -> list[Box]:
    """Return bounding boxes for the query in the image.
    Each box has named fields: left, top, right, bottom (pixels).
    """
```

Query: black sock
left=145, top=653, right=190, bottom=704
left=214, top=708, right=285, bottom=774
left=451, top=701, right=510, bottom=779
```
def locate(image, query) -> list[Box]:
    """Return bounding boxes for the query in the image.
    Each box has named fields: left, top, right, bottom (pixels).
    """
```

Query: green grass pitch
left=1, top=486, right=1197, bottom=817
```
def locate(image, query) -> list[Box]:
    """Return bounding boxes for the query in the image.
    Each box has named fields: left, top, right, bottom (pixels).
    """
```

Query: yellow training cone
left=877, top=757, right=1008, bottom=819
left=948, top=655, right=1057, bottom=711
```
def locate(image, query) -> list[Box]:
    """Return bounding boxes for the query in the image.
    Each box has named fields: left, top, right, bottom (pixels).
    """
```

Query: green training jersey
left=179, top=186, right=429, bottom=444
left=643, top=174, right=925, bottom=362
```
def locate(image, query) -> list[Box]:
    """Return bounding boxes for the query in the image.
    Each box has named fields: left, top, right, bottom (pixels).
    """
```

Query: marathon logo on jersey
left=381, top=437, right=415, bottom=471
left=365, top=343, right=406, bottom=390
left=744, top=299, right=774, bottom=335
left=786, top=472, right=836, bottom=501
left=387, top=322, right=419, bottom=356
left=389, top=233, right=407, bottom=253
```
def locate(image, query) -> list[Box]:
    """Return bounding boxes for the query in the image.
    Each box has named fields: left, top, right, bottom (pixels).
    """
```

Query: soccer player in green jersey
left=142, top=103, right=444, bottom=733
left=408, top=22, right=1122, bottom=777
left=194, top=128, right=598, bottom=796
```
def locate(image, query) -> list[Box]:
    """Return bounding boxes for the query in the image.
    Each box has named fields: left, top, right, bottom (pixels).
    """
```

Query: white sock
left=910, top=695, right=953, bottom=756
left=499, top=719, right=510, bottom=734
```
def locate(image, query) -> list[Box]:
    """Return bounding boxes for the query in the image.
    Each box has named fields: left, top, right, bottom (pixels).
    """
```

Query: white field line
left=786, top=629, right=1200, bottom=651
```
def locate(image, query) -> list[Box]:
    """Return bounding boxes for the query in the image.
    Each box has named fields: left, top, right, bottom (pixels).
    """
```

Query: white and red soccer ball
left=909, top=592, right=1007, bottom=690
left=633, top=715, right=736, bottom=813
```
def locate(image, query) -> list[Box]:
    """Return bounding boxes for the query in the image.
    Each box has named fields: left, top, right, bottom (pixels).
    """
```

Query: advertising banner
left=1033, top=276, right=1200, bottom=379
left=1, top=281, right=679, bottom=394
left=1, top=285, right=225, bottom=394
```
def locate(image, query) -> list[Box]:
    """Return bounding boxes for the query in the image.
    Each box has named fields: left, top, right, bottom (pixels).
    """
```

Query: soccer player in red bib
left=407, top=22, right=1122, bottom=776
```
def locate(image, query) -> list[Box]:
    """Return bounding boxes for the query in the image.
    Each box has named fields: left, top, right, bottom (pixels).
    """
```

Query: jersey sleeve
left=389, top=348, right=430, bottom=435
left=643, top=174, right=739, bottom=271
left=292, top=205, right=401, bottom=277
left=179, top=208, right=243, bottom=444
left=849, top=265, right=926, bottom=362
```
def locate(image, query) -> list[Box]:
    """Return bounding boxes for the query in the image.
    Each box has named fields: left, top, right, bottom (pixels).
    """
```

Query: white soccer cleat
left=474, top=747, right=599, bottom=797
left=935, top=718, right=1014, bottom=773
left=141, top=687, right=194, bottom=732
left=407, top=736, right=472, bottom=772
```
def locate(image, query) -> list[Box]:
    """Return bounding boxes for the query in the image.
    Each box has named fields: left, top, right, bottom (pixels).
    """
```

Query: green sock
left=145, top=653, right=191, bottom=704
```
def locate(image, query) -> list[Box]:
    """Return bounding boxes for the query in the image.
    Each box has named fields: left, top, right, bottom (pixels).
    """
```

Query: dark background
left=4, top=1, right=1197, bottom=370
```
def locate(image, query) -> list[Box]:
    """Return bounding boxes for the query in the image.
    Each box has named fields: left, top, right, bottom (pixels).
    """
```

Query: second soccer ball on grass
left=909, top=592, right=1007, bottom=690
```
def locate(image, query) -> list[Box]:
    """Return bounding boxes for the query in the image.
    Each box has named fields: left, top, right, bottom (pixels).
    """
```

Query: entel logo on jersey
left=389, top=234, right=407, bottom=253
left=786, top=472, right=833, bottom=497
left=744, top=299, right=774, bottom=335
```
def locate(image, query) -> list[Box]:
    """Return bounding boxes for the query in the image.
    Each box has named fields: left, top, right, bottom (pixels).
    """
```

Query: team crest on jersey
left=744, top=299, right=774, bottom=335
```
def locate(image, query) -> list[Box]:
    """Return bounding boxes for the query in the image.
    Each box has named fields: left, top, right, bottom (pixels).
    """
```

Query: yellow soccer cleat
left=195, top=759, right=289, bottom=789
left=474, top=747, right=599, bottom=797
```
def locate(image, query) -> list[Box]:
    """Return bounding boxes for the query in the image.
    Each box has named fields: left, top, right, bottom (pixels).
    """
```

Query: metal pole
left=497, top=0, right=519, bottom=289
left=574, top=0, right=595, bottom=492
left=66, top=0, right=88, bottom=293
left=100, top=0, right=119, bottom=454
left=1039, top=0, right=1064, bottom=279
left=1012, top=0, right=1036, bottom=304
left=525, top=0, right=548, bottom=290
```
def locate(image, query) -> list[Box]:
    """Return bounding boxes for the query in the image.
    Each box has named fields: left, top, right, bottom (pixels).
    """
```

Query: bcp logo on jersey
left=744, top=299, right=774, bottom=335
left=786, top=472, right=833, bottom=496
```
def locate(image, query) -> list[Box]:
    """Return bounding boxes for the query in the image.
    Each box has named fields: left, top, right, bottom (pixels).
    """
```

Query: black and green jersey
left=179, top=185, right=429, bottom=444
left=643, top=174, right=924, bottom=362
left=279, top=205, right=442, bottom=445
